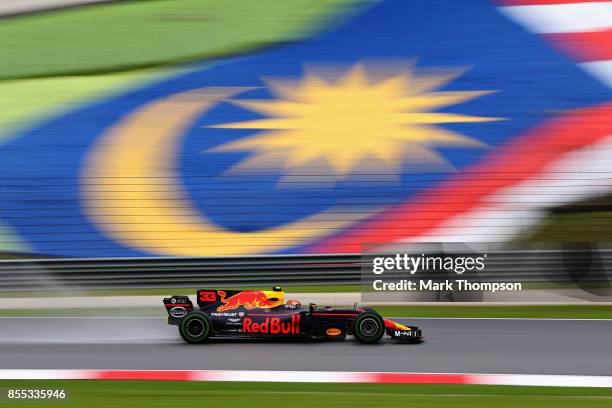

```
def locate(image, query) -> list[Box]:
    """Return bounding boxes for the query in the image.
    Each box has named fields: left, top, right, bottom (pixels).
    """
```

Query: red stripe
left=498, top=0, right=612, bottom=5
left=370, top=373, right=468, bottom=384
left=312, top=313, right=359, bottom=317
left=546, top=30, right=612, bottom=62
left=309, top=103, right=612, bottom=253
left=1, top=369, right=610, bottom=386
left=96, top=370, right=191, bottom=381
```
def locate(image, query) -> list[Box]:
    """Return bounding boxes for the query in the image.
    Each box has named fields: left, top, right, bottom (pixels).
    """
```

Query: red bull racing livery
left=163, top=287, right=423, bottom=344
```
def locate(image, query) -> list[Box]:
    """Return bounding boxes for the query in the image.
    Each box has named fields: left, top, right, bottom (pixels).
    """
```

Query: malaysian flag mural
left=0, top=0, right=610, bottom=257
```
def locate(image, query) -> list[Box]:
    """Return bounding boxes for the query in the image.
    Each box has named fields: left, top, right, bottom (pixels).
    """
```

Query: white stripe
left=399, top=135, right=612, bottom=243
left=1, top=369, right=612, bottom=387
left=193, top=370, right=367, bottom=383
left=581, top=60, right=612, bottom=88
left=499, top=2, right=612, bottom=33
left=0, top=369, right=95, bottom=380
left=484, top=134, right=612, bottom=207
left=475, top=374, right=612, bottom=387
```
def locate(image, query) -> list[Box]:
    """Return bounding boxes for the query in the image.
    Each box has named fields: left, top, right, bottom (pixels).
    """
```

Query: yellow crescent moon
left=81, top=88, right=371, bottom=256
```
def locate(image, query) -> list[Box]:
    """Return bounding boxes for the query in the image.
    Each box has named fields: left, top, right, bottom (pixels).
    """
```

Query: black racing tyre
left=352, top=312, right=385, bottom=344
left=179, top=312, right=212, bottom=344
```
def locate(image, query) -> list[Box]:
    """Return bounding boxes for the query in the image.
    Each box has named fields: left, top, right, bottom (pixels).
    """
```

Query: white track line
left=0, top=369, right=611, bottom=387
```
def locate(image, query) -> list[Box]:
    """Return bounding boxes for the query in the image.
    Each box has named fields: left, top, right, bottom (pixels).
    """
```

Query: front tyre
left=179, top=312, right=212, bottom=344
left=352, top=312, right=385, bottom=344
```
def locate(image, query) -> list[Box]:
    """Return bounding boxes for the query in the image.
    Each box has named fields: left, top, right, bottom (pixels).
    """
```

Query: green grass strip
left=1, top=305, right=610, bottom=319
left=0, top=284, right=362, bottom=298
left=0, top=0, right=363, bottom=80
left=0, top=381, right=611, bottom=407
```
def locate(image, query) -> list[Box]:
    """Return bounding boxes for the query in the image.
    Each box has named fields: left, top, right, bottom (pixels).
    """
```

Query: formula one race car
left=163, top=287, right=423, bottom=344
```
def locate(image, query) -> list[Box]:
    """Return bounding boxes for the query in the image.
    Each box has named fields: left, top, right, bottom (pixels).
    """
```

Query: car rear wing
left=163, top=295, right=194, bottom=318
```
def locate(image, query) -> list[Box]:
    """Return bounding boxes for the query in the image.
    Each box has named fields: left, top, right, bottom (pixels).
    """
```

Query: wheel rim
left=186, top=318, right=205, bottom=337
left=359, top=317, right=379, bottom=337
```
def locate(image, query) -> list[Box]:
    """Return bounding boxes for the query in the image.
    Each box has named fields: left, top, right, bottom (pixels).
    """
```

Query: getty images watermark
left=370, top=252, right=522, bottom=293
left=360, top=243, right=528, bottom=303
left=361, top=242, right=612, bottom=303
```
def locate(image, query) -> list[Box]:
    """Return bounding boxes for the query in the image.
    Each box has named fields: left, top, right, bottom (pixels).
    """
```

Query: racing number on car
left=199, top=291, right=217, bottom=302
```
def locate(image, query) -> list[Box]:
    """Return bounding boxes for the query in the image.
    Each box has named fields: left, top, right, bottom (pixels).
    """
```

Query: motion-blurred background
left=0, top=0, right=611, bottom=277
left=1, top=4, right=611, bottom=404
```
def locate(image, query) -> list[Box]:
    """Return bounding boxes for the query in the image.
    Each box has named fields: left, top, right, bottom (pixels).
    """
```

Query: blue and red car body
left=163, top=288, right=423, bottom=344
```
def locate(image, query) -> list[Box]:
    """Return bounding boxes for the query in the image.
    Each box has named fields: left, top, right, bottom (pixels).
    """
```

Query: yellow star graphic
left=208, top=63, right=503, bottom=183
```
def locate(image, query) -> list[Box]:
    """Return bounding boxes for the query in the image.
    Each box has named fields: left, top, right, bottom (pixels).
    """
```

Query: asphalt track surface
left=1, top=317, right=611, bottom=375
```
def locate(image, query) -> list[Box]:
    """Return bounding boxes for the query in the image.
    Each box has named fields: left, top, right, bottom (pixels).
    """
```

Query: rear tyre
left=179, top=312, right=212, bottom=344
left=352, top=312, right=385, bottom=344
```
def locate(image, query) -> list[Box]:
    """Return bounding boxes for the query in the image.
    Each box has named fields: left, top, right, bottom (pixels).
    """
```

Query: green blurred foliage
left=0, top=0, right=362, bottom=80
